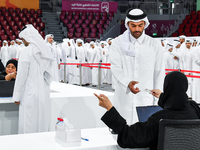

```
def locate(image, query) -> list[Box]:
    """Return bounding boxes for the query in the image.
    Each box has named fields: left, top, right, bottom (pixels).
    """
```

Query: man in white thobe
left=164, top=43, right=175, bottom=69
left=192, top=45, right=200, bottom=103
left=13, top=24, right=54, bottom=134
left=76, top=39, right=89, bottom=85
left=8, top=40, right=17, bottom=60
left=110, top=8, right=165, bottom=124
left=45, top=34, right=60, bottom=82
left=15, top=39, right=24, bottom=60
left=68, top=39, right=79, bottom=85
left=179, top=39, right=194, bottom=98
left=0, top=40, right=9, bottom=67
left=192, top=38, right=198, bottom=47
left=100, top=41, right=109, bottom=84
left=62, top=38, right=70, bottom=83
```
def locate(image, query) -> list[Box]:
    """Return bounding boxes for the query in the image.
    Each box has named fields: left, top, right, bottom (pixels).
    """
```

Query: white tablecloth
left=0, top=127, right=149, bottom=150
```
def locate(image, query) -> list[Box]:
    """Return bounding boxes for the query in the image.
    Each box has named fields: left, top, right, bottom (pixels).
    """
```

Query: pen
left=81, top=137, right=89, bottom=141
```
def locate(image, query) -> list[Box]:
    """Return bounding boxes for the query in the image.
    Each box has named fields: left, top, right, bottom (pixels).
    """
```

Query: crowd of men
left=0, top=36, right=114, bottom=89
left=1, top=34, right=200, bottom=102
left=162, top=35, right=200, bottom=103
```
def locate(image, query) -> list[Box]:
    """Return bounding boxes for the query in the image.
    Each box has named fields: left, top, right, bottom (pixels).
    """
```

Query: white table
left=0, top=127, right=149, bottom=150
left=0, top=82, right=114, bottom=135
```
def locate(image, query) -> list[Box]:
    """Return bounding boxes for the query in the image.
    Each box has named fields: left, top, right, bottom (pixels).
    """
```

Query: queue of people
left=161, top=35, right=200, bottom=103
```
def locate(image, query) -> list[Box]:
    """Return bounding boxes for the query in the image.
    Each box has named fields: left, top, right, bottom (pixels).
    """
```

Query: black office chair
left=157, top=119, right=200, bottom=150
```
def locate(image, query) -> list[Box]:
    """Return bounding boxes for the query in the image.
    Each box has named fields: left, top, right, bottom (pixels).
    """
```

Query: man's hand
left=15, top=101, right=20, bottom=105
left=174, top=56, right=178, bottom=60
left=168, top=48, right=173, bottom=52
left=176, top=44, right=181, bottom=48
left=151, top=89, right=162, bottom=98
left=58, top=64, right=61, bottom=70
left=94, top=93, right=113, bottom=111
left=128, top=81, right=140, bottom=94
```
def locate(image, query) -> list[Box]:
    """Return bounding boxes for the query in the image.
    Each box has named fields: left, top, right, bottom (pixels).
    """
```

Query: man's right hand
left=128, top=81, right=140, bottom=94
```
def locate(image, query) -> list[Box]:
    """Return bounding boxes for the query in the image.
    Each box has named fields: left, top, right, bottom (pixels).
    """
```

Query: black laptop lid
left=0, top=80, right=15, bottom=97
left=136, top=106, right=162, bottom=122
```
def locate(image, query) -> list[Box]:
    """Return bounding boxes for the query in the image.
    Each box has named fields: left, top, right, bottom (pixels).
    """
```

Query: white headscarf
left=19, top=24, right=54, bottom=85
left=125, top=8, right=150, bottom=30
left=106, top=38, right=112, bottom=43
left=15, top=39, right=22, bottom=43
left=117, top=8, right=150, bottom=57
left=2, top=40, right=8, bottom=47
left=179, top=35, right=186, bottom=39
left=185, top=39, right=192, bottom=44
left=45, top=34, right=54, bottom=43
left=63, top=38, right=69, bottom=43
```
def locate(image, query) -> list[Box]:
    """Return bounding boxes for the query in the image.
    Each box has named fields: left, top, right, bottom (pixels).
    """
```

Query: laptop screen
left=136, top=106, right=162, bottom=122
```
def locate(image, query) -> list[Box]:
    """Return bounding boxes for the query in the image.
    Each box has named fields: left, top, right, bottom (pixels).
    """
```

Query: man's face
left=11, top=41, right=15, bottom=45
left=128, top=21, right=145, bottom=39
left=3, top=43, right=7, bottom=46
left=186, top=42, right=191, bottom=49
left=68, top=42, right=71, bottom=46
left=91, top=44, right=95, bottom=49
left=108, top=41, right=112, bottom=45
left=77, top=42, right=82, bottom=47
left=179, top=38, right=185, bottom=44
left=101, top=44, right=104, bottom=48
left=22, top=38, right=29, bottom=47
left=47, top=37, right=54, bottom=44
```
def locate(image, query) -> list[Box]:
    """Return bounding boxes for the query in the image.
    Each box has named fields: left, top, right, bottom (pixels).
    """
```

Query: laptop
left=136, top=106, right=162, bottom=122
left=0, top=80, right=15, bottom=97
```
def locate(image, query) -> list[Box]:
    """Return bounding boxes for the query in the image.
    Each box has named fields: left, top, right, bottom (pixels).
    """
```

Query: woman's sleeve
left=101, top=107, right=158, bottom=148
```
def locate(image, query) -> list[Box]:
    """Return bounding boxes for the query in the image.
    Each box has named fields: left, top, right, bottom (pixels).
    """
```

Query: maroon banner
left=62, top=0, right=118, bottom=13
left=121, top=20, right=175, bottom=37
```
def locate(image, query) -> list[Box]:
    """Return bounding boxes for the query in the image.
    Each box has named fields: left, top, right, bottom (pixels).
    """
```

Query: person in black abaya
left=0, top=60, right=4, bottom=72
left=94, top=71, right=200, bottom=150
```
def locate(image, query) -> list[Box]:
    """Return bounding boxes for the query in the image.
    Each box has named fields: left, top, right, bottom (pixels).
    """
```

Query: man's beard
left=130, top=31, right=142, bottom=39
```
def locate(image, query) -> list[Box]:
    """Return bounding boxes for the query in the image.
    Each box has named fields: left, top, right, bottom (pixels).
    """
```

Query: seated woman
left=94, top=71, right=200, bottom=150
left=0, top=59, right=18, bottom=81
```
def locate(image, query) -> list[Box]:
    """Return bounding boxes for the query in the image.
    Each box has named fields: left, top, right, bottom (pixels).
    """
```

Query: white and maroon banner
left=62, top=0, right=118, bottom=13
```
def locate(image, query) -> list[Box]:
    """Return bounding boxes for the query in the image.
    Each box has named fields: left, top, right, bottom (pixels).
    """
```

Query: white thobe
left=105, top=46, right=112, bottom=84
left=62, top=42, right=71, bottom=82
left=192, top=47, right=200, bottom=103
left=47, top=43, right=59, bottom=82
left=12, top=44, right=51, bottom=134
left=100, top=47, right=108, bottom=83
left=91, top=47, right=102, bottom=86
left=179, top=46, right=193, bottom=97
left=0, top=45, right=9, bottom=67
left=110, top=32, right=165, bottom=125
left=8, top=45, right=17, bottom=60
left=68, top=45, right=79, bottom=85
left=76, top=46, right=88, bottom=85
left=87, top=47, right=96, bottom=84
left=16, top=44, right=24, bottom=60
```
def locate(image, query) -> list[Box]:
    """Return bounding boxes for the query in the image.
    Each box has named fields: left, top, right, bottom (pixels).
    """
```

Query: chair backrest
left=157, top=119, right=200, bottom=150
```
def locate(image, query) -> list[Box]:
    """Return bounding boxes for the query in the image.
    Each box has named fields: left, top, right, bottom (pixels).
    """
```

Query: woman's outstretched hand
left=94, top=93, right=113, bottom=111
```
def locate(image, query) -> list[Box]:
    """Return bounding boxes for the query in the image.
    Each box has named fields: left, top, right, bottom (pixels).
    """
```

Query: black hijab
left=158, top=71, right=189, bottom=110
left=6, top=59, right=18, bottom=71
left=0, top=60, right=4, bottom=72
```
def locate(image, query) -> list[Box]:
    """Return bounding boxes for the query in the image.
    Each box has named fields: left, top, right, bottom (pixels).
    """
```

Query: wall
left=0, top=0, right=39, bottom=10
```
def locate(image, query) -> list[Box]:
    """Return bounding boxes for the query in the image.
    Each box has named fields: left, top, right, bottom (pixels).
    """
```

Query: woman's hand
left=151, top=89, right=162, bottom=98
left=94, top=93, right=113, bottom=111
left=15, top=101, right=20, bottom=105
